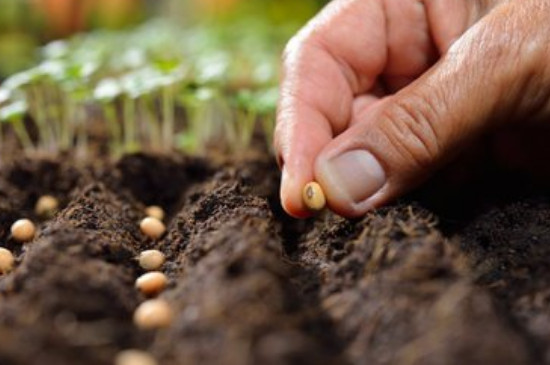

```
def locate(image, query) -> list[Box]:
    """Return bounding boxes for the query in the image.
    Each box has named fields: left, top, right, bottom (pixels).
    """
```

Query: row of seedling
left=0, top=20, right=280, bottom=157
left=0, top=66, right=277, bottom=157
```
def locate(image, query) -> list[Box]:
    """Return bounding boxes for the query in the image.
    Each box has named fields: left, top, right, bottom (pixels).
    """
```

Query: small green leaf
left=42, top=40, right=69, bottom=60
left=0, top=88, right=10, bottom=104
left=2, top=70, right=35, bottom=91
left=94, top=78, right=122, bottom=101
left=0, top=100, right=27, bottom=122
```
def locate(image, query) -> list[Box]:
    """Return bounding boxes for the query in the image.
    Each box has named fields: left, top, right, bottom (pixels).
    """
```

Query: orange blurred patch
left=32, top=0, right=89, bottom=36
left=198, top=0, right=242, bottom=15
left=32, top=0, right=140, bottom=37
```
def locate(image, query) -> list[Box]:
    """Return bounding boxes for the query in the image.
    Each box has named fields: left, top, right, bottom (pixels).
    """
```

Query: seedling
left=0, top=100, right=33, bottom=151
left=0, top=248, right=15, bottom=274
left=35, top=195, right=59, bottom=218
left=133, top=299, right=173, bottom=329
left=115, top=350, right=158, bottom=365
left=93, top=78, right=123, bottom=155
left=135, top=272, right=168, bottom=297
left=153, top=59, right=187, bottom=151
left=302, top=182, right=326, bottom=212
left=145, top=206, right=165, bottom=221
left=10, top=219, right=36, bottom=242
left=140, top=217, right=166, bottom=240
left=138, top=250, right=166, bottom=271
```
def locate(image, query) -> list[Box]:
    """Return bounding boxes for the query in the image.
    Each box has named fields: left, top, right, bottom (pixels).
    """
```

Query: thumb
left=314, top=4, right=549, bottom=217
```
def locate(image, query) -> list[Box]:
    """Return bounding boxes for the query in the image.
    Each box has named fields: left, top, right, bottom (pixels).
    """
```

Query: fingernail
left=318, top=150, right=386, bottom=204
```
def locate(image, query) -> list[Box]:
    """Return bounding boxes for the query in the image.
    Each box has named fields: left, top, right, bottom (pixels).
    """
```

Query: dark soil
left=0, top=150, right=549, bottom=365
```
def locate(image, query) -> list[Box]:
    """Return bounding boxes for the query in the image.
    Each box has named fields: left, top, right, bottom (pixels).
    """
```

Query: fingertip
left=280, top=167, right=314, bottom=219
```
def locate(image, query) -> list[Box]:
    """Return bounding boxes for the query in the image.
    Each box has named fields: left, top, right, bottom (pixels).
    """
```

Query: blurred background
left=0, top=0, right=327, bottom=80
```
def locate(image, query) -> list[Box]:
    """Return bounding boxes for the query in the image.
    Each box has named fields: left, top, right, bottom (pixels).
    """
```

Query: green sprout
left=0, top=99, right=32, bottom=151
left=93, top=78, right=123, bottom=156
left=178, top=86, right=222, bottom=153
left=57, top=61, right=98, bottom=156
left=230, top=86, right=278, bottom=151
left=253, top=86, right=278, bottom=150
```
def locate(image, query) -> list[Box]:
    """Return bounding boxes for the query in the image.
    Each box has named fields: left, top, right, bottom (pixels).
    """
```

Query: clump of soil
left=0, top=151, right=549, bottom=364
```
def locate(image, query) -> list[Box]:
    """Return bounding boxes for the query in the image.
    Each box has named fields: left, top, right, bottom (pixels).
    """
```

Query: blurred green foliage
left=0, top=0, right=326, bottom=80
left=0, top=0, right=328, bottom=156
left=0, top=0, right=42, bottom=78
left=0, top=17, right=290, bottom=155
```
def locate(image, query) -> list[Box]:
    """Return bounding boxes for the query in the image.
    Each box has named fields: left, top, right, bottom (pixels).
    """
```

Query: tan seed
left=35, top=195, right=59, bottom=218
left=135, top=272, right=168, bottom=296
left=145, top=205, right=165, bottom=221
left=115, top=349, right=158, bottom=365
left=302, top=182, right=326, bottom=211
left=138, top=250, right=166, bottom=271
left=0, top=248, right=15, bottom=274
left=11, top=219, right=36, bottom=242
left=133, top=299, right=173, bottom=329
left=139, top=217, right=166, bottom=240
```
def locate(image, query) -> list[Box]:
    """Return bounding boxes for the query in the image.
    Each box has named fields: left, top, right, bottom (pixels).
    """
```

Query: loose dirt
left=0, top=150, right=549, bottom=365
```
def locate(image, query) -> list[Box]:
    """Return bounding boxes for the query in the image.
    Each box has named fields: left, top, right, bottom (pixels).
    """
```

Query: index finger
left=275, top=0, right=387, bottom=217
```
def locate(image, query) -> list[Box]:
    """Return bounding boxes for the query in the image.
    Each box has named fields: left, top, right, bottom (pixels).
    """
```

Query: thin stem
left=241, top=110, right=256, bottom=149
left=261, top=114, right=275, bottom=152
left=12, top=118, right=34, bottom=151
left=104, top=102, right=121, bottom=157
left=162, top=85, right=175, bottom=151
left=60, top=98, right=75, bottom=150
left=123, top=96, right=136, bottom=152
left=140, top=96, right=161, bottom=150
left=0, top=122, right=4, bottom=151
left=52, top=86, right=65, bottom=146
left=75, top=105, right=88, bottom=159
left=31, top=86, right=56, bottom=152
left=44, top=83, right=62, bottom=149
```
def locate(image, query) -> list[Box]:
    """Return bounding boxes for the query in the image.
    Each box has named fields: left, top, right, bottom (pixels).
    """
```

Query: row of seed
left=0, top=197, right=174, bottom=365
left=121, top=205, right=175, bottom=365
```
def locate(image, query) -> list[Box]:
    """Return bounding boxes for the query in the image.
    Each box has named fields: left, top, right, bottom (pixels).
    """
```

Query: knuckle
left=282, top=29, right=319, bottom=68
left=282, top=35, right=301, bottom=65
left=379, top=95, right=442, bottom=169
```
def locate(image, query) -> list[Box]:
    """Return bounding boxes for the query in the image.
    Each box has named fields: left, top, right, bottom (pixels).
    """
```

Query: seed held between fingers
left=11, top=219, right=36, bottom=242
left=145, top=205, right=165, bottom=221
left=135, top=272, right=168, bottom=296
left=140, top=217, right=166, bottom=240
left=133, top=299, right=173, bottom=329
left=0, top=248, right=15, bottom=274
left=139, top=250, right=166, bottom=271
left=115, top=349, right=158, bottom=365
left=35, top=195, right=59, bottom=218
left=302, top=182, right=326, bottom=212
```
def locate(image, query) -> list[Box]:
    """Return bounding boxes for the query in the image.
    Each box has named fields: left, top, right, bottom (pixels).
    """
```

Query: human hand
left=274, top=0, right=550, bottom=218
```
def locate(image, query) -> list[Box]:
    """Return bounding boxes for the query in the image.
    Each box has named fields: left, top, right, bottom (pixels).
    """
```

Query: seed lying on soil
left=10, top=219, right=36, bottom=242
left=34, top=195, right=59, bottom=218
left=135, top=272, right=168, bottom=296
left=133, top=299, right=173, bottom=329
left=115, top=349, right=158, bottom=365
left=138, top=250, right=166, bottom=271
left=139, top=217, right=166, bottom=240
left=302, top=182, right=326, bottom=211
left=145, top=205, right=165, bottom=221
left=0, top=248, right=15, bottom=274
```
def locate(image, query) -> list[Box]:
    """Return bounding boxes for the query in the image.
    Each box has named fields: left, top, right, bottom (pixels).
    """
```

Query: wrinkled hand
left=274, top=0, right=550, bottom=218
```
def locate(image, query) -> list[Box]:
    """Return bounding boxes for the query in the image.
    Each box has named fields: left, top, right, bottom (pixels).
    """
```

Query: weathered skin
left=275, top=0, right=550, bottom=218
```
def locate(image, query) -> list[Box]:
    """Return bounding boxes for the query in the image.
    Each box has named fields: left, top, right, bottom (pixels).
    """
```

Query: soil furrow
left=0, top=154, right=549, bottom=364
